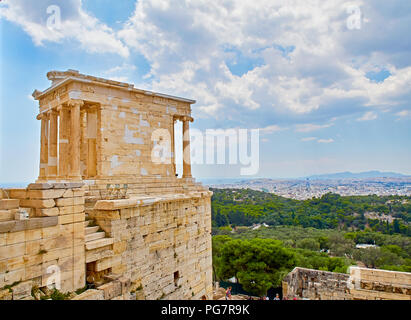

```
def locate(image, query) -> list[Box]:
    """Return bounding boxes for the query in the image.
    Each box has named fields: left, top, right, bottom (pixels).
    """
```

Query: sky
left=0, top=0, right=411, bottom=183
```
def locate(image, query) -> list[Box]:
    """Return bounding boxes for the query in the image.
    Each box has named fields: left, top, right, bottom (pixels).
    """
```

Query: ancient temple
left=0, top=70, right=213, bottom=300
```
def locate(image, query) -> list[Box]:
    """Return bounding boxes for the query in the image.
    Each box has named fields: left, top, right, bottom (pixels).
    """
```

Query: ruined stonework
left=283, top=267, right=411, bottom=300
left=0, top=70, right=213, bottom=300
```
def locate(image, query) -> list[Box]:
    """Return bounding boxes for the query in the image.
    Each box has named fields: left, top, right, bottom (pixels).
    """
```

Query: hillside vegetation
left=211, top=188, right=411, bottom=235
left=211, top=189, right=411, bottom=296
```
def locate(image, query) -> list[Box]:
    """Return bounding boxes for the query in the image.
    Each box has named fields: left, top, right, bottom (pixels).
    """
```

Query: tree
left=328, top=233, right=355, bottom=257
left=296, top=238, right=320, bottom=251
left=217, top=238, right=296, bottom=296
left=353, top=248, right=382, bottom=268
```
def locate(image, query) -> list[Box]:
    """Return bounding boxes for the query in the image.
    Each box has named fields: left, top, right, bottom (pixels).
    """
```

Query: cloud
left=0, top=0, right=129, bottom=57
left=317, top=138, right=335, bottom=144
left=357, top=111, right=378, bottom=121
left=260, top=124, right=286, bottom=135
left=295, top=123, right=334, bottom=133
left=3, top=0, right=411, bottom=131
left=115, top=0, right=411, bottom=130
left=395, top=110, right=411, bottom=119
left=301, top=137, right=317, bottom=142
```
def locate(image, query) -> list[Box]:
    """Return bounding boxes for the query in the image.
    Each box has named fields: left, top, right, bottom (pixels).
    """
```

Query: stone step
left=85, top=232, right=105, bottom=242
left=85, top=226, right=99, bottom=235
left=85, top=238, right=114, bottom=251
left=84, top=220, right=91, bottom=227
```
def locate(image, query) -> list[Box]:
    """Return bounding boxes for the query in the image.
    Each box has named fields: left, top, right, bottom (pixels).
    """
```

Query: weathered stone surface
left=283, top=267, right=411, bottom=300
left=12, top=280, right=32, bottom=300
left=55, top=197, right=84, bottom=207
left=19, top=199, right=55, bottom=209
left=0, top=199, right=19, bottom=210
left=71, top=289, right=104, bottom=300
left=98, top=281, right=122, bottom=300
left=27, top=183, right=53, bottom=190
left=27, top=189, right=65, bottom=199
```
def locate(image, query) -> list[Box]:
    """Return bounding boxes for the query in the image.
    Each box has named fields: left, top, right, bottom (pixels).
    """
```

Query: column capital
left=174, top=115, right=194, bottom=122
left=67, top=99, right=84, bottom=108
left=47, top=109, right=58, bottom=116
left=57, top=104, right=69, bottom=112
left=36, top=113, right=48, bottom=120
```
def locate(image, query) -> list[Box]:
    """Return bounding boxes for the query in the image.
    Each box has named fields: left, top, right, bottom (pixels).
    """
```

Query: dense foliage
left=211, top=188, right=411, bottom=236
left=211, top=189, right=411, bottom=296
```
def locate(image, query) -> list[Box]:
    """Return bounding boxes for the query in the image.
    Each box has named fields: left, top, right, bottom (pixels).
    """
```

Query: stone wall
left=283, top=266, right=411, bottom=300
left=282, top=267, right=351, bottom=300
left=0, top=182, right=86, bottom=299
left=0, top=182, right=213, bottom=300
left=89, top=190, right=213, bottom=300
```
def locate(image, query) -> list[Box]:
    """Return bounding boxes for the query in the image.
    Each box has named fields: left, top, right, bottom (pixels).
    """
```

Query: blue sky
left=1, top=0, right=411, bottom=183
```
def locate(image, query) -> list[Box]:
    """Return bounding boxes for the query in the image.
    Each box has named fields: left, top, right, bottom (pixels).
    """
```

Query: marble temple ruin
left=0, top=70, right=213, bottom=300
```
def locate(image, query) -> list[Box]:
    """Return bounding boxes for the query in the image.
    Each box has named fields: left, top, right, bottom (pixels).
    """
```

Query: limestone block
left=98, top=281, right=122, bottom=300
left=62, top=189, right=85, bottom=198
left=58, top=205, right=84, bottom=215
left=27, top=183, right=53, bottom=190
left=0, top=243, right=26, bottom=259
left=25, top=264, right=42, bottom=279
left=19, top=199, right=55, bottom=209
left=58, top=212, right=85, bottom=225
left=55, top=197, right=85, bottom=207
left=94, top=255, right=121, bottom=272
left=0, top=209, right=17, bottom=222
left=85, top=238, right=114, bottom=250
left=86, top=247, right=113, bottom=264
left=6, top=231, right=25, bottom=245
left=35, top=207, right=59, bottom=217
left=25, top=229, right=42, bottom=242
left=118, top=276, right=131, bottom=294
left=0, top=199, right=19, bottom=210
left=4, top=268, right=25, bottom=285
left=7, top=189, right=28, bottom=199
left=72, top=289, right=104, bottom=300
left=112, top=241, right=127, bottom=254
left=27, top=189, right=65, bottom=199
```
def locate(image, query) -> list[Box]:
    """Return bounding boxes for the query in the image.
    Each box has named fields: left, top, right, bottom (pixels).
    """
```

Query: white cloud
left=357, top=111, right=378, bottom=121
left=301, top=137, right=317, bottom=142
left=295, top=123, right=334, bottom=133
left=0, top=0, right=129, bottom=57
left=395, top=110, right=411, bottom=119
left=3, top=0, right=411, bottom=130
left=115, top=0, right=411, bottom=128
left=317, top=138, right=334, bottom=144
left=260, top=124, right=286, bottom=134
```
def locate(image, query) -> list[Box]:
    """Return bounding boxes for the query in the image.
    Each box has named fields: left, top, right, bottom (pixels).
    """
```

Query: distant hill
left=306, top=171, right=408, bottom=180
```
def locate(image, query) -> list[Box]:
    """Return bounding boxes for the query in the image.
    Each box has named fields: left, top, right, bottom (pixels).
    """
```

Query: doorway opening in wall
left=174, top=121, right=183, bottom=178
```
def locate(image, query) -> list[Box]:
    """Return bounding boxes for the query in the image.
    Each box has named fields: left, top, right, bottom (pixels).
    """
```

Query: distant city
left=201, top=171, right=411, bottom=200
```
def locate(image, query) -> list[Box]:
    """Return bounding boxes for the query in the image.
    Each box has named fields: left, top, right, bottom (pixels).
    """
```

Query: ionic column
left=182, top=116, right=192, bottom=178
left=47, top=110, right=58, bottom=178
left=69, top=100, right=83, bottom=180
left=58, top=105, right=70, bottom=179
left=38, top=113, right=49, bottom=180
